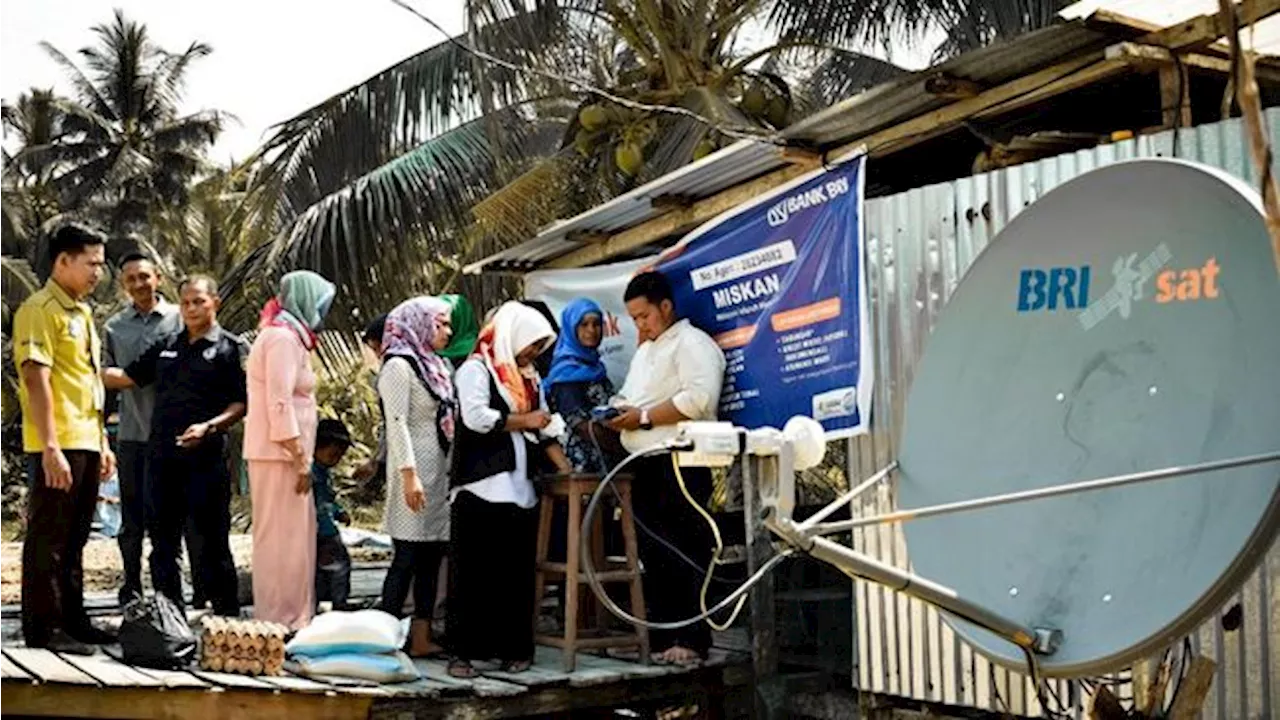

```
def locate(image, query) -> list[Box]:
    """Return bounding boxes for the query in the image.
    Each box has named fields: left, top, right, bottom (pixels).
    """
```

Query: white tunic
left=378, top=357, right=450, bottom=541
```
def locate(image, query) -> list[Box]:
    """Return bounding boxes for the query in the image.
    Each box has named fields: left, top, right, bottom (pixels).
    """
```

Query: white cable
left=670, top=454, right=749, bottom=631
left=580, top=444, right=794, bottom=631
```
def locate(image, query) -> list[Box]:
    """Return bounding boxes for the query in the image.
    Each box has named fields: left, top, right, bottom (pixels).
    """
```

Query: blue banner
left=655, top=151, right=872, bottom=437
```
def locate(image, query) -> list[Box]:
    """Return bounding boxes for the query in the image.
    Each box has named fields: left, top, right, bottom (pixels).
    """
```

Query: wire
left=587, top=422, right=740, bottom=585
left=670, top=454, right=749, bottom=631
left=580, top=443, right=796, bottom=631
left=387, top=0, right=784, bottom=146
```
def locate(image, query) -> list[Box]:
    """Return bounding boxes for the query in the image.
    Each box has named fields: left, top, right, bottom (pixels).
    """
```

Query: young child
left=313, top=419, right=354, bottom=611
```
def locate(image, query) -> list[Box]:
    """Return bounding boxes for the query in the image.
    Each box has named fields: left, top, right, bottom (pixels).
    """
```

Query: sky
left=2, top=0, right=467, bottom=161
left=2, top=1, right=939, bottom=163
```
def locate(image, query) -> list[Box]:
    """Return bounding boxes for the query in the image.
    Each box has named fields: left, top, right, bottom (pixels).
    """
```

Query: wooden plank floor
left=1, top=642, right=745, bottom=719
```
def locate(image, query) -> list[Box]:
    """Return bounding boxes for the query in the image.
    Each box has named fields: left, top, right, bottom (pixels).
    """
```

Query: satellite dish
left=897, top=158, right=1280, bottom=677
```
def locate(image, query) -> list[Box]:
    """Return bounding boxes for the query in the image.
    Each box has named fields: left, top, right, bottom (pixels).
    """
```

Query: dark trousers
left=22, top=450, right=99, bottom=647
left=117, top=441, right=204, bottom=605
left=379, top=539, right=445, bottom=619
left=115, top=441, right=148, bottom=598
left=148, top=438, right=239, bottom=616
left=317, top=533, right=353, bottom=610
left=447, top=492, right=537, bottom=662
left=631, top=455, right=714, bottom=655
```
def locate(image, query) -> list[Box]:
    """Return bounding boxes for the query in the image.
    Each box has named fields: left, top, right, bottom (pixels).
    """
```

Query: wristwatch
left=639, top=408, right=653, bottom=430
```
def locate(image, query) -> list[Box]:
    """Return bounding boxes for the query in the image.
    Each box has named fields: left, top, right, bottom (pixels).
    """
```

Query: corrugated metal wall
left=846, top=109, right=1280, bottom=718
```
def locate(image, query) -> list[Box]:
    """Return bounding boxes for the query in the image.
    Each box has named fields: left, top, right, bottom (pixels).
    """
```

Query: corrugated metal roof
left=1060, top=0, right=1280, bottom=55
left=781, top=21, right=1121, bottom=147
left=462, top=138, right=785, bottom=272
left=465, top=4, right=1272, bottom=274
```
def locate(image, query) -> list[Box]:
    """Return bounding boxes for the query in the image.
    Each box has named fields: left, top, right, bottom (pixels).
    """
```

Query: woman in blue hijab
left=545, top=298, right=621, bottom=473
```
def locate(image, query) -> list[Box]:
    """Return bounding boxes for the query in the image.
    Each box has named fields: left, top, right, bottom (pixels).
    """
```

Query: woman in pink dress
left=243, top=270, right=336, bottom=629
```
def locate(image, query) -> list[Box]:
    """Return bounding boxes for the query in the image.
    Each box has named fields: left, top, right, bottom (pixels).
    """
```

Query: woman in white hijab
left=446, top=301, right=570, bottom=678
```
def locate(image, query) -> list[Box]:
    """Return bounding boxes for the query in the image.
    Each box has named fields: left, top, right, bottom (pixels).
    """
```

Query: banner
left=524, top=257, right=649, bottom=389
left=655, top=151, right=872, bottom=437
left=524, top=151, right=872, bottom=438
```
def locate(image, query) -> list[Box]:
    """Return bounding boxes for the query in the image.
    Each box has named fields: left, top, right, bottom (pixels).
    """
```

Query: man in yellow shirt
left=13, top=224, right=117, bottom=655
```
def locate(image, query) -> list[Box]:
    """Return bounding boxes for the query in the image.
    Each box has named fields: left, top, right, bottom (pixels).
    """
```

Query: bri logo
left=1016, top=266, right=1092, bottom=312
left=766, top=176, right=851, bottom=227
left=1015, top=242, right=1222, bottom=329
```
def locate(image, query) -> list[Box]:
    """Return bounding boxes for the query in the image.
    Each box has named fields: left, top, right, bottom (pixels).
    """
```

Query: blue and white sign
left=525, top=151, right=873, bottom=438
left=655, top=151, right=873, bottom=437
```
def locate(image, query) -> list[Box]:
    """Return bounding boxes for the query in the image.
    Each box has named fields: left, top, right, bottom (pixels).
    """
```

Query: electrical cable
left=670, top=454, right=749, bottom=631
left=579, top=443, right=796, bottom=631
left=387, top=0, right=784, bottom=146
left=587, top=422, right=740, bottom=585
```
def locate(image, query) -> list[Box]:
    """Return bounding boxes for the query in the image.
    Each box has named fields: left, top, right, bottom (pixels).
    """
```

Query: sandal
left=500, top=658, right=532, bottom=673
left=447, top=659, right=478, bottom=679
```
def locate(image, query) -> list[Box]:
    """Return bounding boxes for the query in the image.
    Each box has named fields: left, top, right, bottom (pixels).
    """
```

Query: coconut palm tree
left=3, top=88, right=77, bottom=279
left=13, top=10, right=226, bottom=242
left=233, top=0, right=1068, bottom=321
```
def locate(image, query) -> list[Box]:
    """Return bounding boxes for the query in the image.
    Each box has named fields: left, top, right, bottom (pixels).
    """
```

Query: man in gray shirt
left=103, top=253, right=181, bottom=604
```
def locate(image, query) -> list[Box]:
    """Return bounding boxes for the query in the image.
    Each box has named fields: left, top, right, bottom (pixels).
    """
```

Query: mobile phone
left=591, top=406, right=621, bottom=421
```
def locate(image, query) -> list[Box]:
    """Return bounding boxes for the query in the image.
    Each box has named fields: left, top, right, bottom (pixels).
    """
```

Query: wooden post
left=742, top=455, right=782, bottom=719
left=1168, top=655, right=1217, bottom=719
left=1219, top=0, right=1280, bottom=277
left=1159, top=61, right=1192, bottom=128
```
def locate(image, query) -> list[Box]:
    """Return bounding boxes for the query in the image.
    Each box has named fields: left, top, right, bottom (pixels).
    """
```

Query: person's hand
left=403, top=473, right=426, bottom=513
left=336, top=509, right=352, bottom=525
left=42, top=447, right=72, bottom=491
left=99, top=446, right=116, bottom=482
left=521, top=410, right=552, bottom=431
left=354, top=459, right=378, bottom=481
left=295, top=462, right=312, bottom=495
left=176, top=422, right=211, bottom=449
left=605, top=406, right=642, bottom=432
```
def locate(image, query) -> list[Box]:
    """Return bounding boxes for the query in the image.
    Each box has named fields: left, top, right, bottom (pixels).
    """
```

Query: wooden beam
left=1160, top=61, right=1194, bottom=128
left=546, top=162, right=815, bottom=269
left=1084, top=8, right=1162, bottom=34
left=924, top=73, right=987, bottom=99
left=777, top=147, right=824, bottom=167
left=1167, top=655, right=1217, bottom=719
left=649, top=195, right=694, bottom=212
left=851, top=55, right=1117, bottom=158
left=567, top=230, right=611, bottom=244
left=1135, top=0, right=1280, bottom=51
left=1, top=683, right=374, bottom=720
left=1107, top=41, right=1280, bottom=83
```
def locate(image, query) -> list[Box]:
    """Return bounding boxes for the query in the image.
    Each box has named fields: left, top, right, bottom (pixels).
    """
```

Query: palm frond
left=150, top=111, right=225, bottom=151
left=929, top=0, right=1067, bottom=61
left=1, top=257, right=40, bottom=311
left=796, top=47, right=910, bottom=108
left=38, top=41, right=116, bottom=121
left=226, top=107, right=547, bottom=327
left=250, top=2, right=575, bottom=229
left=154, top=41, right=214, bottom=109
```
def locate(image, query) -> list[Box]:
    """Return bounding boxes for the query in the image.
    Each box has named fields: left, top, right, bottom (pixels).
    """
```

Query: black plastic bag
left=119, top=593, right=197, bottom=669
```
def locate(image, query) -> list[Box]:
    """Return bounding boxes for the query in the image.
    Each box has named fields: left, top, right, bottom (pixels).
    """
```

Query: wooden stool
left=533, top=473, right=648, bottom=671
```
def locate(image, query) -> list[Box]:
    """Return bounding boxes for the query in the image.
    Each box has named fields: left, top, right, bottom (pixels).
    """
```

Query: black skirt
left=446, top=491, right=539, bottom=662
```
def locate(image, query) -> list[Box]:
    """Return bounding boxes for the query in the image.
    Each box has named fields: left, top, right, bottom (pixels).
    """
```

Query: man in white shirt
left=607, top=270, right=726, bottom=666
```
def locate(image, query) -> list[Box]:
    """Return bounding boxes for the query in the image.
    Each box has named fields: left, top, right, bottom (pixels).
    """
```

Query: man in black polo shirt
left=103, top=275, right=247, bottom=616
